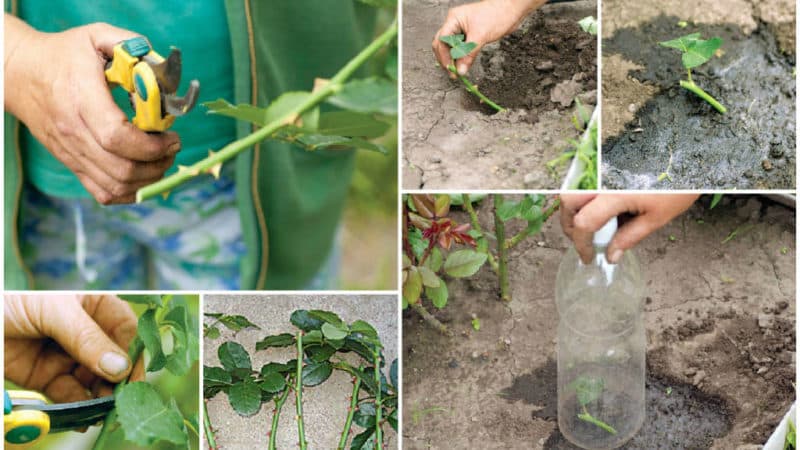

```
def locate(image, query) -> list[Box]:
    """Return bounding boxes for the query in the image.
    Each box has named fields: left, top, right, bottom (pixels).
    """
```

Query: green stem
left=679, top=79, right=726, bottom=114
left=269, top=382, right=292, bottom=450
left=461, top=194, right=498, bottom=273
left=411, top=302, right=450, bottom=335
left=493, top=195, right=510, bottom=302
left=203, top=401, right=218, bottom=450
left=296, top=332, right=307, bottom=450
left=136, top=18, right=399, bottom=202
left=337, top=371, right=362, bottom=450
left=578, top=406, right=618, bottom=435
left=505, top=198, right=561, bottom=250
left=447, top=65, right=505, bottom=112
left=373, top=352, right=383, bottom=450
left=92, top=337, right=145, bottom=450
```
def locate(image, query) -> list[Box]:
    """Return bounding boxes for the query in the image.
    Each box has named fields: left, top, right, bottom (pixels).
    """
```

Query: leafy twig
left=203, top=401, right=218, bottom=450
left=493, top=195, right=510, bottom=302
left=505, top=198, right=561, bottom=250
left=373, top=351, right=383, bottom=450
left=269, top=382, right=292, bottom=450
left=461, top=194, right=498, bottom=272
left=446, top=65, right=505, bottom=112
left=337, top=372, right=362, bottom=450
left=136, top=19, right=399, bottom=202
left=296, top=331, right=307, bottom=450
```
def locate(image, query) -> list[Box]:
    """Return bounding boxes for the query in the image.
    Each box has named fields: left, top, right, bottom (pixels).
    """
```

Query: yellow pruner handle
left=104, top=37, right=175, bottom=132
left=4, top=391, right=50, bottom=448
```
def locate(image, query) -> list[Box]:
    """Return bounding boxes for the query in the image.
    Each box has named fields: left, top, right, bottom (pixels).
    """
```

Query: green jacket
left=4, top=0, right=377, bottom=289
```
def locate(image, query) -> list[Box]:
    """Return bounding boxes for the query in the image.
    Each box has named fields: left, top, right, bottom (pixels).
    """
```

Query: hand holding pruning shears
left=4, top=295, right=144, bottom=447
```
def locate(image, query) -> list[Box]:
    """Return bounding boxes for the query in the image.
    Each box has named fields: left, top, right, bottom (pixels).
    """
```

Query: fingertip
left=98, top=351, right=132, bottom=382
left=457, top=62, right=468, bottom=75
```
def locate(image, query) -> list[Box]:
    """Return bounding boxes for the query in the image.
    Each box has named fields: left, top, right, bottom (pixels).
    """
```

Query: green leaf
left=321, top=322, right=349, bottom=340
left=425, top=279, right=448, bottom=309
left=305, top=344, right=337, bottom=363
left=263, top=91, right=313, bottom=125
left=261, top=362, right=293, bottom=376
left=418, top=266, right=440, bottom=288
left=578, top=16, right=598, bottom=35
left=204, top=366, right=232, bottom=387
left=259, top=372, right=287, bottom=393
left=292, top=133, right=388, bottom=154
left=355, top=0, right=396, bottom=7
left=444, top=250, right=488, bottom=278
left=496, top=200, right=522, bottom=221
left=228, top=378, right=262, bottom=416
left=385, top=46, right=398, bottom=80
left=203, top=99, right=267, bottom=126
left=307, top=310, right=345, bottom=328
left=162, top=306, right=197, bottom=376
left=303, top=330, right=324, bottom=345
left=318, top=111, right=389, bottom=138
left=138, top=309, right=166, bottom=372
left=390, top=359, right=398, bottom=388
left=302, top=361, right=333, bottom=386
left=569, top=376, right=605, bottom=406
left=403, top=266, right=423, bottom=305
left=328, top=77, right=397, bottom=115
left=424, top=247, right=443, bottom=272
left=216, top=314, right=261, bottom=333
left=115, top=382, right=188, bottom=446
left=218, top=341, right=251, bottom=372
left=350, top=320, right=378, bottom=339
left=256, top=333, right=295, bottom=350
left=659, top=33, right=701, bottom=51
left=471, top=317, right=481, bottom=331
left=710, top=193, right=723, bottom=209
left=204, top=326, right=220, bottom=339
left=350, top=428, right=375, bottom=449
left=439, top=34, right=477, bottom=60
left=353, top=403, right=377, bottom=428
left=290, top=310, right=324, bottom=331
left=682, top=37, right=722, bottom=69
left=119, top=295, right=163, bottom=307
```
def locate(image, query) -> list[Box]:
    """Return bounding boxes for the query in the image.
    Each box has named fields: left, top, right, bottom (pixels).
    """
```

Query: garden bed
left=601, top=0, right=796, bottom=189
left=402, top=0, right=597, bottom=189
left=402, top=195, right=795, bottom=449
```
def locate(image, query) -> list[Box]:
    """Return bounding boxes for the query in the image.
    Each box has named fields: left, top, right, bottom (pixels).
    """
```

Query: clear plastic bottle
left=555, top=218, right=645, bottom=449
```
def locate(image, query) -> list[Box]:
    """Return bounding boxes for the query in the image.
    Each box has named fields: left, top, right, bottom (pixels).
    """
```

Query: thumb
left=42, top=303, right=133, bottom=383
left=85, top=22, right=145, bottom=58
left=456, top=43, right=483, bottom=75
left=606, top=215, right=654, bottom=264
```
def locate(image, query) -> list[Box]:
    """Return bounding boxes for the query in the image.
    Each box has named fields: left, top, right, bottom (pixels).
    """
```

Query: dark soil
left=602, top=15, right=795, bottom=189
left=541, top=360, right=734, bottom=449
left=474, top=13, right=597, bottom=121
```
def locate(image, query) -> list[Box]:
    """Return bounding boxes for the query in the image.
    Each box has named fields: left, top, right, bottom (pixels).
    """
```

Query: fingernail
left=168, top=142, right=181, bottom=153
left=457, top=63, right=467, bottom=75
left=99, top=352, right=129, bottom=377
left=609, top=249, right=624, bottom=264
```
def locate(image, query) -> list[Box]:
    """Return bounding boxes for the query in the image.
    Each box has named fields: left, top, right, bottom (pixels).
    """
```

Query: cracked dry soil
left=402, top=195, right=795, bottom=449
left=402, top=0, right=597, bottom=189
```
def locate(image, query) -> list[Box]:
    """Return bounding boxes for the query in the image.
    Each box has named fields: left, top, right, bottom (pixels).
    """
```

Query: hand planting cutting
left=559, top=194, right=699, bottom=264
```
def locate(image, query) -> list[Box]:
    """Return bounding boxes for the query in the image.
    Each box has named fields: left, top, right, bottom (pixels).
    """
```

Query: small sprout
left=471, top=317, right=481, bottom=331
left=781, top=246, right=789, bottom=255
left=677, top=21, right=689, bottom=28
left=578, top=16, right=598, bottom=36
left=696, top=219, right=705, bottom=224
left=668, top=235, right=677, bottom=242
left=439, top=34, right=505, bottom=112
left=659, top=33, right=726, bottom=113
left=721, top=275, right=735, bottom=284
left=666, top=387, right=673, bottom=396
left=658, top=172, right=672, bottom=182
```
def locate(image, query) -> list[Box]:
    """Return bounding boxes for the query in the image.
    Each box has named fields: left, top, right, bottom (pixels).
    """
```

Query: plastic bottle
left=555, top=218, right=645, bottom=449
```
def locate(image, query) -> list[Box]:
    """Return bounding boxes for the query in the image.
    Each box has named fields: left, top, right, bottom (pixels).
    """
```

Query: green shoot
left=659, top=33, right=726, bottom=113
left=570, top=376, right=618, bottom=435
left=786, top=418, right=796, bottom=450
left=439, top=34, right=505, bottom=112
left=710, top=193, right=723, bottom=209
left=578, top=407, right=618, bottom=435
left=578, top=16, right=597, bottom=36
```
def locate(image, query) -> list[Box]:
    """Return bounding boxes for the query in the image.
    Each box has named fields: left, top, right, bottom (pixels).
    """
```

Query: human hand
left=4, top=295, right=143, bottom=404
left=560, top=194, right=699, bottom=264
left=4, top=16, right=180, bottom=204
left=432, top=0, right=545, bottom=77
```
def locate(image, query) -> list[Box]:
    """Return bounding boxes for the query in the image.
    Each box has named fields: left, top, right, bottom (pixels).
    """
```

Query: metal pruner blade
left=164, top=79, right=200, bottom=116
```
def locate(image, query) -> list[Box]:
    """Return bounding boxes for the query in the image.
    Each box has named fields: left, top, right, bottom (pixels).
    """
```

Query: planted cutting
left=569, top=375, right=618, bottom=436
left=438, top=34, right=505, bottom=112
left=135, top=0, right=397, bottom=202
left=402, top=194, right=559, bottom=333
left=548, top=99, right=598, bottom=189
left=92, top=294, right=200, bottom=449
left=659, top=33, right=726, bottom=114
left=203, top=309, right=397, bottom=449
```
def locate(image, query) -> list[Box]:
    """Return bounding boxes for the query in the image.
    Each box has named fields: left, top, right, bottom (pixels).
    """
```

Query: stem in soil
left=337, top=371, right=362, bottom=450
left=505, top=198, right=561, bottom=250
left=203, top=400, right=218, bottom=450
left=136, top=18, right=399, bottom=202
left=679, top=79, right=726, bottom=114
left=373, top=352, right=383, bottom=450
left=296, top=331, right=307, bottom=450
left=461, top=194, right=498, bottom=273
left=92, top=337, right=145, bottom=450
left=493, top=194, right=510, bottom=302
left=410, top=302, right=450, bottom=335
left=269, top=382, right=292, bottom=450
left=447, top=65, right=505, bottom=112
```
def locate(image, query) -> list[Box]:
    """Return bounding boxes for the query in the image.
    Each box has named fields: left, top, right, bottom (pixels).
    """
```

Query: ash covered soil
left=402, top=0, right=597, bottom=189
left=601, top=0, right=796, bottom=189
left=403, top=195, right=795, bottom=449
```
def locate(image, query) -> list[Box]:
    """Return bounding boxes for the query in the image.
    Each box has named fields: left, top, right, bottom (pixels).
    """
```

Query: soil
left=601, top=0, right=796, bottom=189
left=402, top=0, right=598, bottom=189
left=402, top=195, right=795, bottom=449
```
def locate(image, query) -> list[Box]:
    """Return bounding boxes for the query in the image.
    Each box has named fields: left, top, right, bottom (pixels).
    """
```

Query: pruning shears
left=4, top=390, right=115, bottom=448
left=105, top=36, right=200, bottom=132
